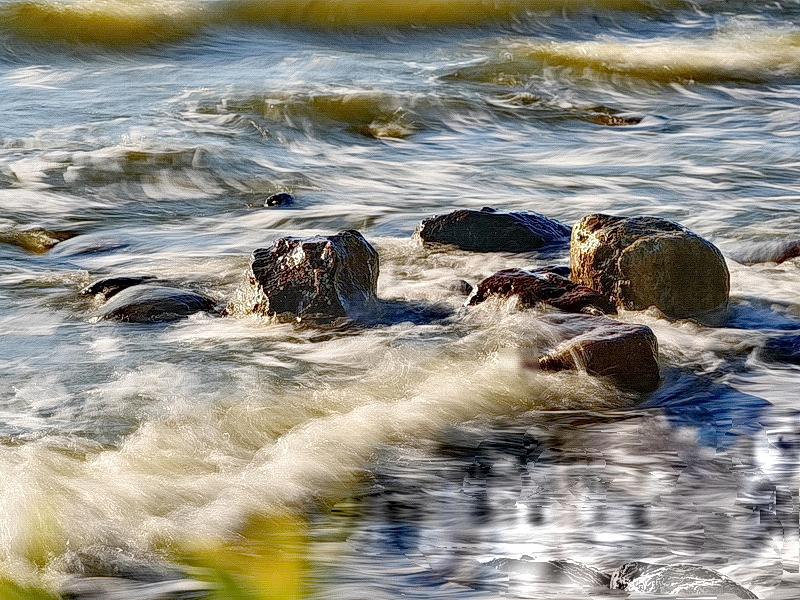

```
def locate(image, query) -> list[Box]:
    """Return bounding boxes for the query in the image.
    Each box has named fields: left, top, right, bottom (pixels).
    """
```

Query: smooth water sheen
left=1, top=1, right=799, bottom=598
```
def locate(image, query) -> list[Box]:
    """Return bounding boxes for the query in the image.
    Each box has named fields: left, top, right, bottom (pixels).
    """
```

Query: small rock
left=610, top=562, right=758, bottom=599
left=448, top=279, right=474, bottom=296
left=570, top=214, right=729, bottom=319
left=227, top=229, right=379, bottom=323
left=538, top=319, right=660, bottom=392
left=414, top=207, right=571, bottom=252
left=95, top=285, right=217, bottom=323
left=468, top=267, right=615, bottom=314
left=81, top=275, right=157, bottom=300
left=264, top=192, right=294, bottom=207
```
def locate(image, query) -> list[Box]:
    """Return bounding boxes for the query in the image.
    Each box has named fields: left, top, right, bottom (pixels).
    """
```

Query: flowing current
left=1, top=1, right=799, bottom=598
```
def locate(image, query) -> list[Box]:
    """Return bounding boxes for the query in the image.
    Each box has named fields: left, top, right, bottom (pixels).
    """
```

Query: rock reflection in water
left=318, top=405, right=799, bottom=599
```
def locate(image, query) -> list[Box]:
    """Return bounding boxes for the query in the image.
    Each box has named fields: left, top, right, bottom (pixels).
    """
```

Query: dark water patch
left=723, top=297, right=800, bottom=331
left=642, top=368, right=771, bottom=446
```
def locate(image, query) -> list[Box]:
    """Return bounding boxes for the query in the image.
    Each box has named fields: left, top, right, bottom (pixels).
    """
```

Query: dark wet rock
left=538, top=319, right=660, bottom=392
left=263, top=192, right=294, bottom=207
left=414, top=207, right=571, bottom=252
left=468, top=267, right=615, bottom=315
left=95, top=285, right=217, bottom=323
left=0, top=227, right=74, bottom=253
left=227, top=229, right=379, bottom=323
left=729, top=239, right=800, bottom=265
left=570, top=214, right=729, bottom=319
left=81, top=275, right=157, bottom=300
left=610, top=562, right=758, bottom=599
left=760, top=333, right=800, bottom=365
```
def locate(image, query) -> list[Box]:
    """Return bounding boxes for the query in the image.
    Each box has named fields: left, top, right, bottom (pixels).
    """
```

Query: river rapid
left=1, top=1, right=799, bottom=598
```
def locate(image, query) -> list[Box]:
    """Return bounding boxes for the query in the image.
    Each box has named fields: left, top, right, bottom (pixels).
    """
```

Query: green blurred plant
left=184, top=512, right=310, bottom=600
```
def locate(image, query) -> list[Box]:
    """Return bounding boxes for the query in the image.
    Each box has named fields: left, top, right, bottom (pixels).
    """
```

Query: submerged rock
left=570, top=214, right=729, bottom=319
left=610, top=562, right=758, bottom=599
left=228, top=229, right=379, bottom=323
left=95, top=285, right=217, bottom=323
left=468, top=267, right=615, bottom=314
left=729, top=239, right=800, bottom=265
left=81, top=275, right=157, bottom=300
left=414, top=207, right=571, bottom=252
left=263, top=192, right=294, bottom=207
left=486, top=558, right=611, bottom=589
left=538, top=319, right=660, bottom=393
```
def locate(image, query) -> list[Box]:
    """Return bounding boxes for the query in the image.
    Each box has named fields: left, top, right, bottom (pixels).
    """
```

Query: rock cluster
left=80, top=208, right=748, bottom=391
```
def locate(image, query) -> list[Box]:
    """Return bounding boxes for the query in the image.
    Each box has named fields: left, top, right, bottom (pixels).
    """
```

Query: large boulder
left=95, top=285, right=217, bottom=323
left=227, top=229, right=379, bottom=323
left=610, top=562, right=757, bottom=599
left=468, top=267, right=615, bottom=314
left=570, top=214, right=729, bottom=319
left=414, top=207, right=570, bottom=252
left=538, top=319, right=660, bottom=393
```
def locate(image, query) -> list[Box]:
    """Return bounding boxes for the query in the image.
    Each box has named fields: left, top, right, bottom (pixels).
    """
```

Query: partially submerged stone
left=81, top=275, right=157, bottom=300
left=538, top=319, right=660, bottom=392
left=0, top=227, right=74, bottom=253
left=468, top=267, right=615, bottom=314
left=570, top=214, right=729, bottom=319
left=228, top=229, right=379, bottom=323
left=414, top=207, right=570, bottom=252
left=263, top=192, right=294, bottom=207
left=610, top=562, right=757, bottom=599
left=95, top=285, right=216, bottom=323
left=486, top=558, right=611, bottom=589
left=729, top=239, right=800, bottom=265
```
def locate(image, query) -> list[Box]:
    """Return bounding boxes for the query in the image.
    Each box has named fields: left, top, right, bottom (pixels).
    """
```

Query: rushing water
left=1, top=1, right=799, bottom=598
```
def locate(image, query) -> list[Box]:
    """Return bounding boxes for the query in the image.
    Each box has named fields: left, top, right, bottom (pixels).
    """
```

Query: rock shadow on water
left=640, top=367, right=771, bottom=448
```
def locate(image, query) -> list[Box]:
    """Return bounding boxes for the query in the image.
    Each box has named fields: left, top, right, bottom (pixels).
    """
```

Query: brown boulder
left=538, top=319, right=660, bottom=393
left=227, top=229, right=379, bottom=323
left=414, top=207, right=570, bottom=252
left=570, top=214, right=729, bottom=319
left=468, top=267, right=615, bottom=314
